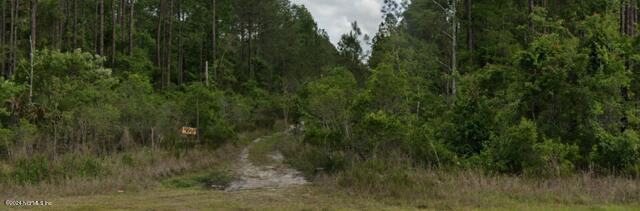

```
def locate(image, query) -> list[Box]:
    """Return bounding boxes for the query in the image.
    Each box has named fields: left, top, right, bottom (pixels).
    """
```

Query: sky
left=290, top=0, right=384, bottom=49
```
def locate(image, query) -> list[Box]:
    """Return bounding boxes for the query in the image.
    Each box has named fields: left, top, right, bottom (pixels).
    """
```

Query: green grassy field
left=4, top=185, right=637, bottom=211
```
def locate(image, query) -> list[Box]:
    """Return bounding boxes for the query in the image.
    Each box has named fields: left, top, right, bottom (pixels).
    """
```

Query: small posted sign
left=180, top=127, right=197, bottom=136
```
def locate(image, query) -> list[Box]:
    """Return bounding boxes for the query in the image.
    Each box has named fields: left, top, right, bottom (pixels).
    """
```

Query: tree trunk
left=248, top=16, right=253, bottom=81
left=466, top=0, right=473, bottom=64
left=199, top=38, right=203, bottom=82
left=31, top=0, right=36, bottom=50
left=61, top=0, right=68, bottom=49
left=528, top=0, right=534, bottom=32
left=451, top=0, right=458, bottom=96
left=178, top=0, right=183, bottom=85
left=8, top=0, right=16, bottom=78
left=166, top=0, right=173, bottom=86
left=157, top=0, right=163, bottom=88
left=620, top=0, right=638, bottom=131
left=111, top=0, right=117, bottom=65
left=30, top=0, right=37, bottom=104
left=1, top=1, right=5, bottom=78
left=100, top=0, right=104, bottom=55
left=129, top=0, right=133, bottom=56
left=212, top=0, right=217, bottom=83
left=120, top=0, right=125, bottom=39
left=73, top=0, right=78, bottom=49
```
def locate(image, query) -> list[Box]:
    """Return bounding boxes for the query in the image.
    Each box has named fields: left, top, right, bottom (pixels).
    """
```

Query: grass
left=9, top=182, right=640, bottom=210
left=0, top=129, right=270, bottom=198
left=3, top=131, right=640, bottom=210
left=162, top=168, right=234, bottom=189
left=318, top=169, right=640, bottom=210
left=21, top=186, right=408, bottom=211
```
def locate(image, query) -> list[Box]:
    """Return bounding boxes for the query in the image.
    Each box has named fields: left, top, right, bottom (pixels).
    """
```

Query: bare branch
left=431, top=0, right=447, bottom=12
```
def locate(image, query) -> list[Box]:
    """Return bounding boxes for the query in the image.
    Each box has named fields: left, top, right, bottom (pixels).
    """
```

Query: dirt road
left=225, top=136, right=307, bottom=191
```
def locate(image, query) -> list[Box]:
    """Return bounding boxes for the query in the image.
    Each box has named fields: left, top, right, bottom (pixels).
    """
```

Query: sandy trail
left=225, top=137, right=307, bottom=191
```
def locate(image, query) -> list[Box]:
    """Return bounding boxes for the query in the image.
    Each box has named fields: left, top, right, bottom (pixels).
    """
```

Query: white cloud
left=290, top=0, right=383, bottom=50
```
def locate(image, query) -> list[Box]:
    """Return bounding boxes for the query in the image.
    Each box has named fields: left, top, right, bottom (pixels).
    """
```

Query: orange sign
left=181, top=127, right=197, bottom=136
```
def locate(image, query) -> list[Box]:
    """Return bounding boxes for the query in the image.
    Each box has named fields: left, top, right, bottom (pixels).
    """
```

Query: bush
left=408, top=123, right=458, bottom=167
left=525, top=139, right=579, bottom=177
left=352, top=111, right=409, bottom=157
left=0, top=128, right=12, bottom=158
left=121, top=153, right=136, bottom=167
left=54, top=154, right=105, bottom=180
left=13, top=155, right=51, bottom=184
left=481, top=119, right=538, bottom=173
left=591, top=129, right=640, bottom=175
left=280, top=134, right=347, bottom=176
left=181, top=83, right=235, bottom=145
left=300, top=66, right=357, bottom=150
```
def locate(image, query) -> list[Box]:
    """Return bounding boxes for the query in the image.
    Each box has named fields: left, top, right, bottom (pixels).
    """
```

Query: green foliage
left=55, top=154, right=105, bottom=179
left=4, top=0, right=640, bottom=191
left=301, top=66, right=357, bottom=148
left=591, top=129, right=640, bottom=175
left=13, top=155, right=50, bottom=184
left=481, top=119, right=539, bottom=173
left=526, top=139, right=579, bottom=177
left=353, top=64, right=410, bottom=115
left=0, top=78, right=22, bottom=118
left=181, top=83, right=234, bottom=145
left=0, top=128, right=11, bottom=157
left=284, top=141, right=347, bottom=176
left=408, top=123, right=458, bottom=167
left=352, top=111, right=409, bottom=157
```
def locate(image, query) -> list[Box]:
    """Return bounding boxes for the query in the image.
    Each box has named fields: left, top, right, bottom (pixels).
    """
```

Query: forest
left=1, top=0, right=640, bottom=209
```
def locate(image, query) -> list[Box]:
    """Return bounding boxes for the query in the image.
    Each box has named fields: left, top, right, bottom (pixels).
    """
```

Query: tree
left=100, top=0, right=105, bottom=56
left=212, top=0, right=216, bottom=84
left=338, top=22, right=368, bottom=85
left=620, top=0, right=637, bottom=36
left=431, top=0, right=459, bottom=96
left=29, top=0, right=37, bottom=104
left=128, top=0, right=134, bottom=56
left=465, top=0, right=472, bottom=58
left=111, top=0, right=116, bottom=64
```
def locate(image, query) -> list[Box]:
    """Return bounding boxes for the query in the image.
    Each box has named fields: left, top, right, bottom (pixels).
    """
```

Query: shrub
left=0, top=128, right=12, bottom=158
left=481, top=119, right=538, bottom=173
left=591, top=129, right=640, bottom=175
left=121, top=153, right=135, bottom=167
left=300, top=66, right=357, bottom=150
left=54, top=154, right=105, bottom=180
left=13, top=155, right=51, bottom=184
left=352, top=111, right=409, bottom=157
left=525, top=139, right=579, bottom=177
left=408, top=123, right=458, bottom=167
left=279, top=134, right=347, bottom=176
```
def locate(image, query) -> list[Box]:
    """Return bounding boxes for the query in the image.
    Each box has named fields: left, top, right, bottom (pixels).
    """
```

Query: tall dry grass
left=276, top=132, right=640, bottom=208
left=0, top=142, right=244, bottom=198
left=312, top=163, right=640, bottom=209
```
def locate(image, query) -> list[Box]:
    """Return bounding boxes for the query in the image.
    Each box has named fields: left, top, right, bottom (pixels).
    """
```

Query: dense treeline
left=2, top=0, right=640, bottom=187
left=0, top=0, right=340, bottom=184
left=296, top=0, right=640, bottom=178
